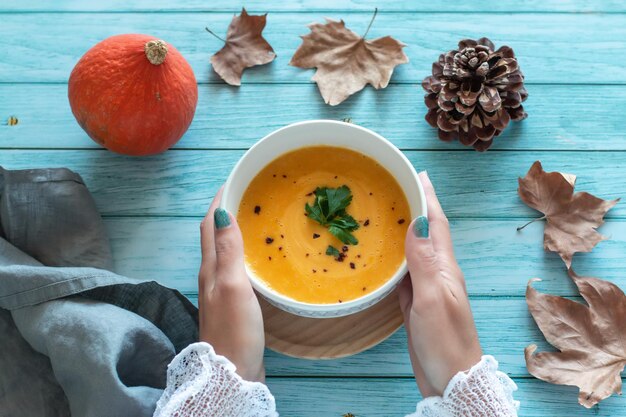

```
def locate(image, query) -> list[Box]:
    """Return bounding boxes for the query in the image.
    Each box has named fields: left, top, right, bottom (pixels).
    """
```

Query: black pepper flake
left=337, top=253, right=346, bottom=262
left=342, top=245, right=348, bottom=252
left=312, top=233, right=320, bottom=239
left=268, top=256, right=272, bottom=261
left=362, top=287, right=367, bottom=291
left=254, top=205, right=261, bottom=214
left=278, top=246, right=283, bottom=251
left=350, top=262, right=356, bottom=269
left=293, top=181, right=296, bottom=184
left=306, top=253, right=310, bottom=257
left=369, top=192, right=373, bottom=196
left=280, top=234, right=284, bottom=239
left=338, top=299, right=343, bottom=303
left=282, top=174, right=287, bottom=178
left=334, top=175, right=338, bottom=179
left=364, top=219, right=370, bottom=227
left=265, top=237, right=274, bottom=244
left=391, top=207, right=395, bottom=211
left=398, top=219, right=406, bottom=224
left=357, top=254, right=361, bottom=258
left=283, top=255, right=286, bottom=258
left=323, top=269, right=327, bottom=272
left=312, top=269, right=317, bottom=273
left=273, top=174, right=276, bottom=178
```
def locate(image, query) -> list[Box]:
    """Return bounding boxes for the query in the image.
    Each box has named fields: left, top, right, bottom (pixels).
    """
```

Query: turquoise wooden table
left=1, top=1, right=625, bottom=415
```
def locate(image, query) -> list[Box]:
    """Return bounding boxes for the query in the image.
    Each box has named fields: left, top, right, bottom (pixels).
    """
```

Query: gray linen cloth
left=0, top=167, right=199, bottom=417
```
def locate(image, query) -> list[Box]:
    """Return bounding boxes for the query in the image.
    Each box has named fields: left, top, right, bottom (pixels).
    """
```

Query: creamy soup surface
left=237, top=146, right=410, bottom=304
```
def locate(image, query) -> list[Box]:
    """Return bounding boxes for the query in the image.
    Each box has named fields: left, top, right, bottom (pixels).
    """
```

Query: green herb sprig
left=326, top=245, right=341, bottom=257
left=305, top=185, right=359, bottom=245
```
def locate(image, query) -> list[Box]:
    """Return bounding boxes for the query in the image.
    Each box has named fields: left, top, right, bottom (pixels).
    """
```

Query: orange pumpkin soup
left=237, top=146, right=410, bottom=304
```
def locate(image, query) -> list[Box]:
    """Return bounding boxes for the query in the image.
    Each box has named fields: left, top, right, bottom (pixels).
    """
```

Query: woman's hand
left=399, top=172, right=482, bottom=396
left=198, top=187, right=266, bottom=382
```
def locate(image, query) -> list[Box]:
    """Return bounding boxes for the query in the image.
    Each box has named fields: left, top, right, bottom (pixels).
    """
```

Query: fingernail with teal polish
left=413, top=216, right=429, bottom=238
left=214, top=208, right=231, bottom=229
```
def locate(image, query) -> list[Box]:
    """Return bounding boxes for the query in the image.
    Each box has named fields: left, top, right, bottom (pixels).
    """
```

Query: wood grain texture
left=183, top=295, right=626, bottom=380
left=265, top=377, right=626, bottom=416
left=1, top=12, right=626, bottom=84
left=107, top=217, right=626, bottom=377
left=0, top=150, right=622, bottom=218
left=3, top=0, right=625, bottom=13
left=2, top=84, right=625, bottom=151
left=183, top=295, right=592, bottom=379
left=106, top=218, right=626, bottom=296
left=260, top=292, right=403, bottom=359
left=3, top=2, right=626, bottom=414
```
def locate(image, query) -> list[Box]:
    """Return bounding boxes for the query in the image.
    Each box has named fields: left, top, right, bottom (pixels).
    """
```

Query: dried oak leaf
left=525, top=270, right=626, bottom=407
left=289, top=15, right=408, bottom=105
left=209, top=8, right=276, bottom=86
left=518, top=161, right=619, bottom=268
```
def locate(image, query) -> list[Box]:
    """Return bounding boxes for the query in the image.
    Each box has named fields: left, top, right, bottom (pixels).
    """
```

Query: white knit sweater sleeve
left=153, top=342, right=278, bottom=417
left=406, top=355, right=520, bottom=417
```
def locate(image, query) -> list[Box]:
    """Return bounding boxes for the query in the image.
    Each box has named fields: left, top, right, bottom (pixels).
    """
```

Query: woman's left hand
left=198, top=187, right=266, bottom=382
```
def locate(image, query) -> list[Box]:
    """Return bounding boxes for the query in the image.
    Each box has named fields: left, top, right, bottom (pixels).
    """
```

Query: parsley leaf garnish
left=305, top=185, right=359, bottom=245
left=326, top=245, right=340, bottom=258
left=328, top=225, right=358, bottom=245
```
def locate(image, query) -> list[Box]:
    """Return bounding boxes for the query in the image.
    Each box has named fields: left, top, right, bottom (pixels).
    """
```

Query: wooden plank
left=3, top=0, right=625, bottom=13
left=265, top=377, right=625, bottom=416
left=182, top=295, right=591, bottom=378
left=1, top=13, right=626, bottom=84
left=2, top=84, right=625, bottom=151
left=111, top=218, right=625, bottom=377
left=0, top=150, right=623, bottom=218
left=108, top=218, right=626, bottom=296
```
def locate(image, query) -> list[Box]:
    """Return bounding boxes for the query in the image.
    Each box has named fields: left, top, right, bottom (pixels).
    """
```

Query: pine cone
left=422, top=37, right=528, bottom=151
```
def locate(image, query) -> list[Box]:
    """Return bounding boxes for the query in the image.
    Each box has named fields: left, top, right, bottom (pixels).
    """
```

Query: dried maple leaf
left=207, top=8, right=276, bottom=86
left=525, top=270, right=626, bottom=407
left=517, top=161, right=619, bottom=267
left=289, top=9, right=408, bottom=105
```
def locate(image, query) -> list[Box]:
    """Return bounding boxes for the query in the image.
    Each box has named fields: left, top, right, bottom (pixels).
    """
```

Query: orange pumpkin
left=68, top=34, right=198, bottom=156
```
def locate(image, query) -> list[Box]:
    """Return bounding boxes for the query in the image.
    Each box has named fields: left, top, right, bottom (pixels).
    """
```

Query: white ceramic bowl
left=222, top=120, right=426, bottom=318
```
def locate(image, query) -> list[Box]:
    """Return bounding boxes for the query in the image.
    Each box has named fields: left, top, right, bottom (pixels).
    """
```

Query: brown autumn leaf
left=517, top=161, right=619, bottom=267
left=525, top=270, right=626, bottom=407
left=289, top=10, right=408, bottom=106
left=208, top=8, right=276, bottom=86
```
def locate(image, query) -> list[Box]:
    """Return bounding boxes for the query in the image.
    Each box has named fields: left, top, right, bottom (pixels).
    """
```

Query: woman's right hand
left=398, top=171, right=482, bottom=396
left=198, top=187, right=266, bottom=383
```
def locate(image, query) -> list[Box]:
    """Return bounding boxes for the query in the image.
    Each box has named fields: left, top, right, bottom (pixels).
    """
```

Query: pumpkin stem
left=144, top=40, right=168, bottom=65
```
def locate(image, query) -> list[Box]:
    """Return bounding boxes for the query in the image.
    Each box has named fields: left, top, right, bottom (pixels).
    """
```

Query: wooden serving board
left=260, top=290, right=404, bottom=359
